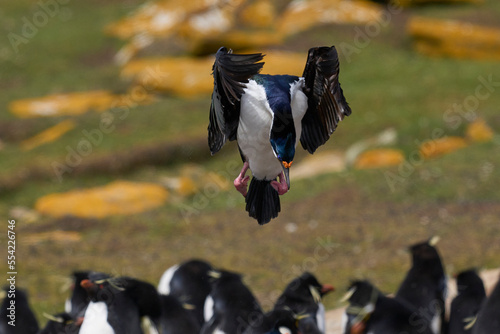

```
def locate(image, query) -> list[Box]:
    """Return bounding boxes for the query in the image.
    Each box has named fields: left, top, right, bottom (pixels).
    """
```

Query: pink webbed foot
left=271, top=172, right=289, bottom=195
left=234, top=161, right=250, bottom=197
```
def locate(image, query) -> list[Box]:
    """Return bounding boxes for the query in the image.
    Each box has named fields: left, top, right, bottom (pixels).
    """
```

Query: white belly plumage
left=237, top=79, right=307, bottom=181
left=79, top=301, right=115, bottom=334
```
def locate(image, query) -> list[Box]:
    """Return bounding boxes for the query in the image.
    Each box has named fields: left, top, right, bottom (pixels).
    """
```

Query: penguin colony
left=2, top=239, right=500, bottom=334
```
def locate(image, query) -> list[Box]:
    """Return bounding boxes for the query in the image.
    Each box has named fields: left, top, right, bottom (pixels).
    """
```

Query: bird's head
left=270, top=112, right=296, bottom=190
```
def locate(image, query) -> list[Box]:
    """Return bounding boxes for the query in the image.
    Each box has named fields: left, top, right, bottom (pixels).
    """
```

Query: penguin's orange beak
left=321, top=284, right=335, bottom=294
left=80, top=279, right=94, bottom=290
left=282, top=161, right=293, bottom=169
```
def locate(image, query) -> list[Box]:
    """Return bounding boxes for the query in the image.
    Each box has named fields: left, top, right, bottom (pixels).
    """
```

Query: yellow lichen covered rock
left=20, top=120, right=76, bottom=151
left=8, top=90, right=155, bottom=118
left=260, top=51, right=306, bottom=76
left=277, top=0, right=382, bottom=36
left=35, top=181, right=169, bottom=218
left=239, top=0, right=276, bottom=28
left=9, top=91, right=117, bottom=118
left=121, top=56, right=214, bottom=97
left=292, top=150, right=346, bottom=180
left=121, top=51, right=306, bottom=97
left=419, top=136, right=468, bottom=159
left=105, top=0, right=245, bottom=40
left=408, top=16, right=500, bottom=61
left=354, top=148, right=405, bottom=169
left=106, top=0, right=246, bottom=60
left=466, top=118, right=494, bottom=142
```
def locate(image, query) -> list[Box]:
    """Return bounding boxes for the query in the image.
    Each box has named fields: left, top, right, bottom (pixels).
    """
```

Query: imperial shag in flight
left=208, top=46, right=351, bottom=225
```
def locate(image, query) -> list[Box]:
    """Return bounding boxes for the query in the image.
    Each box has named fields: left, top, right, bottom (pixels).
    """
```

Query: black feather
left=245, top=178, right=280, bottom=225
left=208, top=47, right=264, bottom=155
left=300, top=46, right=351, bottom=154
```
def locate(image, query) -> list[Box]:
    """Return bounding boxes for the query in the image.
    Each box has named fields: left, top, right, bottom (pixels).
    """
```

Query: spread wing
left=208, top=47, right=264, bottom=155
left=300, top=46, right=352, bottom=154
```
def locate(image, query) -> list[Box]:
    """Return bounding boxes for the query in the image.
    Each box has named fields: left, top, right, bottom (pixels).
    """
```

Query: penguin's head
left=341, top=280, right=379, bottom=334
left=455, top=268, right=485, bottom=295
left=341, top=280, right=379, bottom=307
left=408, top=236, right=442, bottom=265
left=284, top=272, right=334, bottom=305
left=270, top=112, right=296, bottom=190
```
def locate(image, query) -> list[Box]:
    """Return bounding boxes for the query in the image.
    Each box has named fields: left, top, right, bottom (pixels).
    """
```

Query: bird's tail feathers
left=245, top=177, right=280, bottom=225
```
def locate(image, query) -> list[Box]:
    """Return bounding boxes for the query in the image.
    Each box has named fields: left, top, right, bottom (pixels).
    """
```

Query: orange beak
left=321, top=284, right=335, bottom=294
left=281, top=161, right=292, bottom=190
left=80, top=279, right=94, bottom=290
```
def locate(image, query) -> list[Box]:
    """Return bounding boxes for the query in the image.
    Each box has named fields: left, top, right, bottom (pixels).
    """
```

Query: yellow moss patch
left=277, top=0, right=382, bottom=36
left=20, top=120, right=76, bottom=151
left=466, top=119, right=494, bottom=143
left=9, top=90, right=116, bottom=118
left=292, top=150, right=346, bottom=180
left=419, top=136, right=468, bottom=159
left=121, top=51, right=306, bottom=97
left=23, top=231, right=82, bottom=245
left=9, top=90, right=155, bottom=118
left=35, top=181, right=169, bottom=218
left=261, top=51, right=307, bottom=76
left=105, top=0, right=239, bottom=39
left=239, top=0, right=276, bottom=28
left=354, top=149, right=405, bottom=169
left=408, top=16, right=500, bottom=61
left=121, top=56, right=214, bottom=97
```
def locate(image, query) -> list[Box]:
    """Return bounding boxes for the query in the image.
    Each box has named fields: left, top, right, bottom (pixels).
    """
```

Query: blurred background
left=1, top=0, right=500, bottom=323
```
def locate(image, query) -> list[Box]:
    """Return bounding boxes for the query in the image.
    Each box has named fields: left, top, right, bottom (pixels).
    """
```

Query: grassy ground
left=1, top=0, right=500, bottom=325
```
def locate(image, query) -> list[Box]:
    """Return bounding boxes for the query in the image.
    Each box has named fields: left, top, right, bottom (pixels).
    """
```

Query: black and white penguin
left=201, top=269, right=264, bottom=334
left=208, top=46, right=352, bottom=224
left=243, top=308, right=300, bottom=334
left=159, top=294, right=201, bottom=334
left=78, top=277, right=143, bottom=334
left=472, top=274, right=500, bottom=334
left=448, top=269, right=486, bottom=334
left=395, top=237, right=447, bottom=334
left=273, top=272, right=334, bottom=333
left=341, top=280, right=433, bottom=334
left=64, top=271, right=94, bottom=319
left=157, top=259, right=212, bottom=326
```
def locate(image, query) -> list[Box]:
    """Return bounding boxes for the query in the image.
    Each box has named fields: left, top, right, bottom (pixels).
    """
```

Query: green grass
left=1, top=0, right=500, bottom=326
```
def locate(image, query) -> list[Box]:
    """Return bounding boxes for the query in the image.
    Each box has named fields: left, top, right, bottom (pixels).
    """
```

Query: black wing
left=208, top=47, right=264, bottom=155
left=300, top=46, right=351, bottom=154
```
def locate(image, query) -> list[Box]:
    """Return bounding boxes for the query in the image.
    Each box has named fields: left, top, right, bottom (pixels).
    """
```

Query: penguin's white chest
left=79, top=301, right=115, bottom=334
left=157, top=263, right=179, bottom=295
left=237, top=79, right=307, bottom=180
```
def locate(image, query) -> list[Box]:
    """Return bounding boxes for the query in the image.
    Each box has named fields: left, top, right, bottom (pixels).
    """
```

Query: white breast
left=157, top=264, right=179, bottom=295
left=316, top=302, right=326, bottom=332
left=238, top=79, right=308, bottom=181
left=238, top=80, right=280, bottom=180
left=204, top=295, right=215, bottom=322
left=79, top=301, right=115, bottom=334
